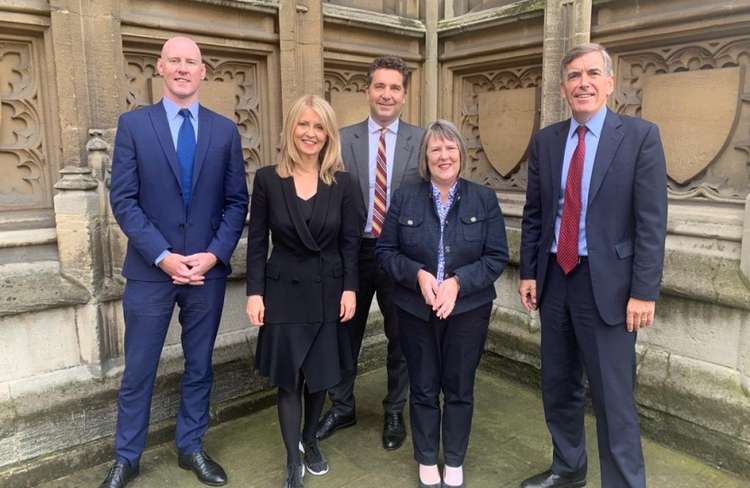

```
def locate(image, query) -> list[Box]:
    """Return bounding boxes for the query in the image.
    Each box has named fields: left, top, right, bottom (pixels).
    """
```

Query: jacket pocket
left=460, top=213, right=486, bottom=241
left=398, top=213, right=423, bottom=245
left=615, top=240, right=634, bottom=259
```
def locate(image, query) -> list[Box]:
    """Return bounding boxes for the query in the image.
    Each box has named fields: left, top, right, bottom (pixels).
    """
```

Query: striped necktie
left=372, top=127, right=388, bottom=237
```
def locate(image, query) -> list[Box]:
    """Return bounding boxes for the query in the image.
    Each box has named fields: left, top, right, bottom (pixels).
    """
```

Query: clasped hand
left=417, top=269, right=459, bottom=319
left=158, top=252, right=217, bottom=285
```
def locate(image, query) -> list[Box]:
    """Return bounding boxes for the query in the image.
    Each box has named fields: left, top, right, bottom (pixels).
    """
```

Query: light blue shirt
left=365, top=116, right=399, bottom=236
left=155, top=97, right=200, bottom=266
left=551, top=105, right=607, bottom=256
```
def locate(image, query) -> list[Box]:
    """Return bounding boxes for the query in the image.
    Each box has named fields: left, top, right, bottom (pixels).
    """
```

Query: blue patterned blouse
left=431, top=180, right=459, bottom=284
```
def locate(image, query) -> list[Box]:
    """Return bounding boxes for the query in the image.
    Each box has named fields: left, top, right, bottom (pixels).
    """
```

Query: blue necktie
left=177, top=108, right=196, bottom=209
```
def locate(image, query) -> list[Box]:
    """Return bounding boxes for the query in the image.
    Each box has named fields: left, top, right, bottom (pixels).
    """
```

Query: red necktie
left=557, top=125, right=587, bottom=274
left=372, top=127, right=388, bottom=237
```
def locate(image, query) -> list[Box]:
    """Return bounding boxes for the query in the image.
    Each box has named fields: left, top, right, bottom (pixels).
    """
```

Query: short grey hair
left=560, top=43, right=614, bottom=79
left=418, top=119, right=467, bottom=181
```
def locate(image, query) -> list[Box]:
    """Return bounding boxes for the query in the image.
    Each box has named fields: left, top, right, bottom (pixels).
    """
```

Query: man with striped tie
left=316, top=56, right=424, bottom=451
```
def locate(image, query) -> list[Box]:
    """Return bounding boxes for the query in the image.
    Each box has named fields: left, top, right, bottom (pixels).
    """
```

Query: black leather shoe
left=520, top=468, right=586, bottom=488
left=284, top=461, right=304, bottom=488
left=315, top=409, right=356, bottom=440
left=99, top=461, right=139, bottom=488
left=383, top=412, right=406, bottom=450
left=178, top=450, right=228, bottom=486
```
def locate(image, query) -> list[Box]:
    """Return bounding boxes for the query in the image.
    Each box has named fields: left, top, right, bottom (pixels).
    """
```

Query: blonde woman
left=246, top=95, right=364, bottom=488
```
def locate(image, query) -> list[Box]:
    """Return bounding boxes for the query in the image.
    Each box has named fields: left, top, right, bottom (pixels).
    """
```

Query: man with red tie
left=316, top=56, right=424, bottom=451
left=519, top=43, right=667, bottom=488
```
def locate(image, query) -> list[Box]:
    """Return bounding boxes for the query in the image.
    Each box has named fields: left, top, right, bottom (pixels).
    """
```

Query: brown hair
left=367, top=56, right=411, bottom=91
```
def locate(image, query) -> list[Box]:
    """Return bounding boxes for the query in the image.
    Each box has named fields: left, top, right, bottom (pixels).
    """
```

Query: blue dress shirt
left=155, top=97, right=200, bottom=266
left=551, top=105, right=608, bottom=256
left=365, top=116, right=399, bottom=236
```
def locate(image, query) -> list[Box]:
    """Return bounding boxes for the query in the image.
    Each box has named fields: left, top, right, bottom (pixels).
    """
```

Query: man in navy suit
left=102, top=36, right=248, bottom=488
left=519, top=43, right=667, bottom=488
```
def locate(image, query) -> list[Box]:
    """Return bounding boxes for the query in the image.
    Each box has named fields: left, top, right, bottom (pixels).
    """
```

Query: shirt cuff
left=154, top=250, right=170, bottom=266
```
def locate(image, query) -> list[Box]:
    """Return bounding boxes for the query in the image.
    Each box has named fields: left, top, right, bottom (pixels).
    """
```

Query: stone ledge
left=485, top=313, right=750, bottom=479
left=439, top=0, right=544, bottom=36
left=323, top=3, right=425, bottom=37
left=0, top=261, right=89, bottom=318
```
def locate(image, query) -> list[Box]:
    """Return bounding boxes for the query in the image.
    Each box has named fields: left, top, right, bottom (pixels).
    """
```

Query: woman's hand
left=340, top=290, right=356, bottom=322
left=434, top=276, right=459, bottom=319
left=246, top=295, right=265, bottom=327
left=417, top=269, right=439, bottom=307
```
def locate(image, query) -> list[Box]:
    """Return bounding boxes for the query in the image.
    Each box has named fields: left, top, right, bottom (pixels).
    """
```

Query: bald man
left=102, top=36, right=248, bottom=488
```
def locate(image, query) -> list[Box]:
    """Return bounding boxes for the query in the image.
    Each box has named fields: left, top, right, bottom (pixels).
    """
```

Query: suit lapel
left=391, top=123, right=414, bottom=198
left=351, top=120, right=370, bottom=206
left=550, top=120, right=571, bottom=211
left=308, top=177, right=332, bottom=243
left=280, top=176, right=320, bottom=252
left=148, top=103, right=181, bottom=184
left=191, top=105, right=213, bottom=192
left=588, top=110, right=624, bottom=206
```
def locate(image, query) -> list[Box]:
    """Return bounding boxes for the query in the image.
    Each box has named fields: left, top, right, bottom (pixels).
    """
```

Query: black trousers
left=398, top=302, right=491, bottom=466
left=540, top=258, right=645, bottom=488
left=327, top=238, right=409, bottom=415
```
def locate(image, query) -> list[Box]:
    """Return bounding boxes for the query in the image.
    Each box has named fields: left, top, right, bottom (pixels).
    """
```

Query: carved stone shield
left=478, top=87, right=538, bottom=177
left=641, top=67, right=742, bottom=185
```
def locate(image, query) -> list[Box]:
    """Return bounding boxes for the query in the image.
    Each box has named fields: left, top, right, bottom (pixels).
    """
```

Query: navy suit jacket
left=110, top=102, right=249, bottom=281
left=520, top=110, right=667, bottom=325
left=376, top=178, right=509, bottom=321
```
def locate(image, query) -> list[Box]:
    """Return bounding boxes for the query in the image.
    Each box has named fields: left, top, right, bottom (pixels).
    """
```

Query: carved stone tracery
left=0, top=39, right=49, bottom=211
left=123, top=49, right=263, bottom=177
left=615, top=37, right=750, bottom=201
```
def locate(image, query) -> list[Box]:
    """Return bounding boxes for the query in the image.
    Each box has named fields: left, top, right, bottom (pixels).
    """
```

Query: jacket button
left=407, top=219, right=413, bottom=225
left=470, top=216, right=477, bottom=223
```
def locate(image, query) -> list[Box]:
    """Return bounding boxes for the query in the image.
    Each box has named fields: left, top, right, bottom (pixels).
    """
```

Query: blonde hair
left=276, top=94, right=344, bottom=185
left=418, top=119, right=467, bottom=180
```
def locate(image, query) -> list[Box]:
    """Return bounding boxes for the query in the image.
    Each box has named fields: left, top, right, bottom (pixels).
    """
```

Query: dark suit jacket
left=110, top=102, right=249, bottom=281
left=520, top=109, right=668, bottom=325
left=245, top=166, right=364, bottom=324
left=375, top=178, right=509, bottom=321
left=340, top=119, right=424, bottom=214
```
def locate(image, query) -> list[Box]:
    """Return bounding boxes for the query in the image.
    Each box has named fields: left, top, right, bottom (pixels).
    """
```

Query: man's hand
left=340, top=290, right=356, bottom=322
left=434, top=277, right=459, bottom=319
left=182, top=252, right=218, bottom=285
left=626, top=298, right=655, bottom=332
left=247, top=295, right=265, bottom=326
left=519, top=279, right=537, bottom=312
left=417, top=269, right=439, bottom=307
left=158, top=253, right=193, bottom=285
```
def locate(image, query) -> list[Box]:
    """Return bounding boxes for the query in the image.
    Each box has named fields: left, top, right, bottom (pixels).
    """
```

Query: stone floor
left=39, top=368, right=747, bottom=488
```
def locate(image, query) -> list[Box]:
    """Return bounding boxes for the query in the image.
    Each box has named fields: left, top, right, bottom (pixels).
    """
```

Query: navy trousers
left=540, top=258, right=645, bottom=488
left=114, top=278, right=226, bottom=466
left=398, top=303, right=491, bottom=467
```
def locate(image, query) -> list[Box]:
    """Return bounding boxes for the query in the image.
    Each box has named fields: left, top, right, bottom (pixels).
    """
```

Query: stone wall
left=1, top=0, right=749, bottom=486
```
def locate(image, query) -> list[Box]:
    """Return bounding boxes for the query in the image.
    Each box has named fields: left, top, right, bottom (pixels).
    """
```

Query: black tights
left=277, top=375, right=326, bottom=466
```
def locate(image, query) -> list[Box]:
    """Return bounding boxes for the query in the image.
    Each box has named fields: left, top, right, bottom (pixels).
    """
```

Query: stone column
left=423, top=0, right=439, bottom=123
left=540, top=0, right=592, bottom=128
left=279, top=0, right=324, bottom=115
left=49, top=0, right=126, bottom=372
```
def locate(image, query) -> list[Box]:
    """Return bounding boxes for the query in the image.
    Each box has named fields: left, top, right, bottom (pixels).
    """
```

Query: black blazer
left=246, top=166, right=364, bottom=324
left=375, top=178, right=509, bottom=321
left=520, top=110, right=667, bottom=325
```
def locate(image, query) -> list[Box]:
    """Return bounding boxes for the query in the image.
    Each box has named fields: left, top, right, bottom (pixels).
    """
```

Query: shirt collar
left=569, top=105, right=607, bottom=140
left=162, top=96, right=200, bottom=122
left=430, top=179, right=459, bottom=203
left=368, top=115, right=400, bottom=136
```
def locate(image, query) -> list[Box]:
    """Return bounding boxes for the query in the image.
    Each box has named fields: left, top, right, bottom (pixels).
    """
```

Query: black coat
left=375, top=178, right=509, bottom=321
left=246, top=165, right=364, bottom=324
